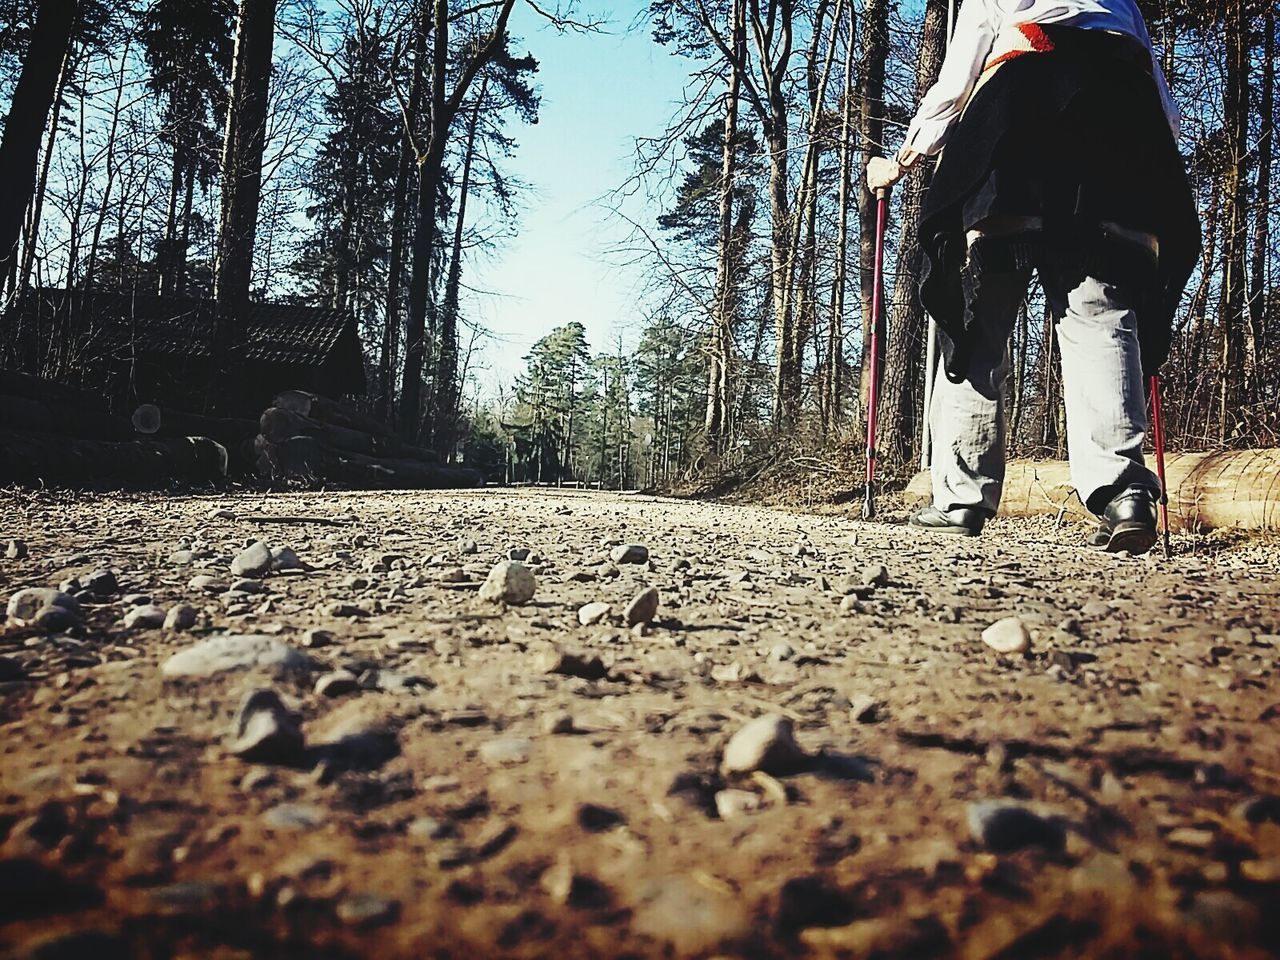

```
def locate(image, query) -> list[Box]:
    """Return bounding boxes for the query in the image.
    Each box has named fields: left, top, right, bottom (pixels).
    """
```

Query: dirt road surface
left=2, top=487, right=1279, bottom=959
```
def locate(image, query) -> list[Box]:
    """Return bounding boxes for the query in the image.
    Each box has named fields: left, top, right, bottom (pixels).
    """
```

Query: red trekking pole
left=1149, top=373, right=1171, bottom=558
left=862, top=187, right=890, bottom=521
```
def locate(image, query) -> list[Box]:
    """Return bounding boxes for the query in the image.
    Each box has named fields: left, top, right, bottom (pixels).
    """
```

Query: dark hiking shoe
left=1088, top=486, right=1158, bottom=554
left=909, top=504, right=986, bottom=537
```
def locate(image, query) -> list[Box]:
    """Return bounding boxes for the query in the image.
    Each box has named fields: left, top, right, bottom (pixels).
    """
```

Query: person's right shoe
left=1088, top=485, right=1158, bottom=554
left=909, top=504, right=987, bottom=537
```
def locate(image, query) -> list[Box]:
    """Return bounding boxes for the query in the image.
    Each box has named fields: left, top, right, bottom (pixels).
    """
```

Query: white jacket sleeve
left=898, top=0, right=998, bottom=159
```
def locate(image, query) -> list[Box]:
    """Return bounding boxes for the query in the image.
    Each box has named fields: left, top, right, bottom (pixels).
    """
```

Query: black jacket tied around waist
left=918, top=25, right=1201, bottom=381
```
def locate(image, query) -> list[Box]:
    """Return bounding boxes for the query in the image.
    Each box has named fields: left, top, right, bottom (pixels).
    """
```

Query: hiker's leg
left=929, top=267, right=1029, bottom=516
left=1042, top=266, right=1159, bottom=514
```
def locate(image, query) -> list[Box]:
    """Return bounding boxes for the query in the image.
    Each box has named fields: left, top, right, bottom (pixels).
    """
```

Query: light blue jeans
left=930, top=261, right=1158, bottom=517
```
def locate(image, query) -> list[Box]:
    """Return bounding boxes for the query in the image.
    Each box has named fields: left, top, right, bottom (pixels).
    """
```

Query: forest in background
left=0, top=0, right=1274, bottom=489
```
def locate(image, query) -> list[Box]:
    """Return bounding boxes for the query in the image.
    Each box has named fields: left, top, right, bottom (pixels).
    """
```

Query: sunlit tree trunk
left=215, top=0, right=279, bottom=351
left=0, top=0, right=78, bottom=300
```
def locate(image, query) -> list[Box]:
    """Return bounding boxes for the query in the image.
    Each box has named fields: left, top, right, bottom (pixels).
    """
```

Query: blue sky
left=462, top=3, right=700, bottom=392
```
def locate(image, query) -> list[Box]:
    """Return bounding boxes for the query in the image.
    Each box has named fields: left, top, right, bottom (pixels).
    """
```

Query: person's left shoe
left=1088, top=485, right=1158, bottom=554
left=909, top=504, right=987, bottom=537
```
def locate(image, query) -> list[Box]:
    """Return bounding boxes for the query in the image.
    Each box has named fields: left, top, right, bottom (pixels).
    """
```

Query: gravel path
left=2, top=487, right=1279, bottom=959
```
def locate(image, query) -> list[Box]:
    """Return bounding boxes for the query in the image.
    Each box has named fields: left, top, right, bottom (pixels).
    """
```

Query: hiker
left=867, top=0, right=1200, bottom=554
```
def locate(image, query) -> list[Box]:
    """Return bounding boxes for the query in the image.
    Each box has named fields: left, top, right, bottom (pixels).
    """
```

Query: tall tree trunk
left=1247, top=3, right=1273, bottom=383
left=215, top=0, right=278, bottom=352
left=378, top=4, right=427, bottom=424
left=785, top=0, right=840, bottom=424
left=10, top=38, right=72, bottom=318
left=433, top=87, right=483, bottom=459
left=706, top=0, right=745, bottom=448
left=856, top=0, right=888, bottom=429
left=1218, top=0, right=1248, bottom=440
left=0, top=0, right=78, bottom=297
left=400, top=0, right=515, bottom=441
left=823, top=0, right=856, bottom=431
left=876, top=0, right=946, bottom=464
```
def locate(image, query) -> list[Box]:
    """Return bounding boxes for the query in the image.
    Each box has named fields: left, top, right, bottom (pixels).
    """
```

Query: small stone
left=311, top=705, right=400, bottom=770
left=542, top=712, right=575, bottom=735
left=407, top=817, right=452, bottom=840
left=721, top=715, right=806, bottom=775
left=967, top=801, right=1065, bottom=853
left=336, top=894, right=399, bottom=928
left=1167, top=827, right=1216, bottom=851
left=768, top=643, right=795, bottom=663
left=315, top=671, right=360, bottom=698
left=1239, top=858, right=1280, bottom=884
left=262, top=803, right=325, bottom=831
left=270, top=546, right=304, bottom=572
left=839, top=595, right=861, bottom=615
left=85, top=569, right=118, bottom=595
left=33, top=605, right=80, bottom=632
left=578, top=601, right=612, bottom=626
left=458, top=538, right=479, bottom=555
left=715, top=789, right=762, bottom=819
left=7, top=588, right=81, bottom=624
left=328, top=603, right=367, bottom=618
left=861, top=564, right=889, bottom=587
left=0, top=655, right=25, bottom=681
left=478, top=561, right=536, bottom=604
left=239, top=769, right=277, bottom=792
left=161, top=634, right=312, bottom=678
left=231, top=578, right=265, bottom=594
left=577, top=803, right=626, bottom=832
left=536, top=648, right=608, bottom=680
left=981, top=617, right=1031, bottom=654
left=850, top=695, right=881, bottom=723
left=302, top=628, right=336, bottom=649
left=1231, top=795, right=1280, bottom=825
left=4, top=538, right=27, bottom=559
left=1081, top=600, right=1113, bottom=619
left=208, top=507, right=236, bottom=520
left=231, top=541, right=273, bottom=578
left=122, top=604, right=166, bottom=630
left=227, top=688, right=304, bottom=764
left=122, top=592, right=152, bottom=607
left=169, top=550, right=196, bottom=566
left=624, top=587, right=659, bottom=626
left=189, top=575, right=227, bottom=594
left=610, top=544, right=649, bottom=565
left=479, top=737, right=532, bottom=765
left=163, top=604, right=198, bottom=631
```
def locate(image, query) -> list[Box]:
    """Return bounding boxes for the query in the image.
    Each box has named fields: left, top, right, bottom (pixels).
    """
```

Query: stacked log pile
left=255, top=390, right=481, bottom=489
left=0, top=371, right=227, bottom=485
left=130, top=403, right=258, bottom=472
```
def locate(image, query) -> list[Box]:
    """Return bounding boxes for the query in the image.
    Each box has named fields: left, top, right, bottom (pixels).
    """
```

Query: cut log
left=0, top=370, right=106, bottom=409
left=0, top=429, right=227, bottom=485
left=256, top=435, right=479, bottom=489
left=260, top=406, right=439, bottom=464
left=132, top=403, right=162, bottom=434
left=273, top=390, right=392, bottom=438
left=904, top=449, right=1280, bottom=532
left=0, top=392, right=134, bottom=440
left=133, top=404, right=257, bottom=446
